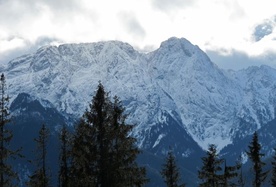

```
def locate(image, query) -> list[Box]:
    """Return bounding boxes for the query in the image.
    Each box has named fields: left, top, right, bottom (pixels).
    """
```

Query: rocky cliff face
left=3, top=37, right=276, bottom=153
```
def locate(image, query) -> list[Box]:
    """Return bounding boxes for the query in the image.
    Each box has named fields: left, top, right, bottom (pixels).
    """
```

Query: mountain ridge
left=3, top=37, right=276, bottom=152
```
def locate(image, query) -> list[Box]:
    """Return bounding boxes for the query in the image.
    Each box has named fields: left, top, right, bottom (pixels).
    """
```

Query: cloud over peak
left=253, top=16, right=276, bottom=42
left=1, top=0, right=276, bottom=70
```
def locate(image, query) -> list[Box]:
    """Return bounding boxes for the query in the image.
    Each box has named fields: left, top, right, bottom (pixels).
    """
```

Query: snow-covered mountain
left=2, top=37, right=276, bottom=153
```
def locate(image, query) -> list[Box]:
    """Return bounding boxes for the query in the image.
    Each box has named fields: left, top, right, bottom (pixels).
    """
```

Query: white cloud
left=0, top=37, right=25, bottom=53
left=118, top=11, right=146, bottom=40
left=151, top=0, right=196, bottom=12
left=0, top=0, right=276, bottom=69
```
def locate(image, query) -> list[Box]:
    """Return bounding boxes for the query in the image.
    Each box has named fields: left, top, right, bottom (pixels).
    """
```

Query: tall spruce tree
left=161, top=150, right=185, bottom=187
left=0, top=73, right=19, bottom=186
left=107, top=96, right=147, bottom=186
left=198, top=144, right=223, bottom=187
left=272, top=148, right=276, bottom=186
left=246, top=131, right=268, bottom=187
left=70, top=118, right=97, bottom=186
left=27, top=124, right=50, bottom=187
left=70, top=83, right=147, bottom=187
left=58, top=125, right=71, bottom=187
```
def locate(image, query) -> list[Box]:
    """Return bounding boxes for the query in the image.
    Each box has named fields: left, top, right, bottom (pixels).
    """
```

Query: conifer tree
left=70, top=83, right=147, bottom=187
left=271, top=148, right=276, bottom=186
left=107, top=96, right=147, bottom=187
left=246, top=131, right=268, bottom=187
left=27, top=124, right=50, bottom=187
left=70, top=118, right=97, bottom=186
left=0, top=73, right=19, bottom=186
left=220, top=159, right=238, bottom=187
left=58, top=125, right=71, bottom=187
left=161, top=150, right=185, bottom=187
left=198, top=144, right=223, bottom=187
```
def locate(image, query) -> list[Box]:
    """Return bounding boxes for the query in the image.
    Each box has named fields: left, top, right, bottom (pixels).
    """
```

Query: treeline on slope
left=26, top=81, right=149, bottom=187
left=0, top=73, right=148, bottom=187
left=160, top=131, right=275, bottom=187
left=1, top=73, right=276, bottom=187
left=197, top=131, right=269, bottom=187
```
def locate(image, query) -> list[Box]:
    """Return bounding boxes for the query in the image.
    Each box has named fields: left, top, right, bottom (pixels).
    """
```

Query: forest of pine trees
left=2, top=73, right=276, bottom=186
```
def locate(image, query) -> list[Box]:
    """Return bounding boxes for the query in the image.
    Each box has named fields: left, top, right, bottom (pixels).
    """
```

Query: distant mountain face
left=8, top=93, right=67, bottom=186
left=2, top=37, right=276, bottom=154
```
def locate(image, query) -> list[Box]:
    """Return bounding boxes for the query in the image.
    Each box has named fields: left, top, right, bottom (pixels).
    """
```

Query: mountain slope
left=8, top=93, right=68, bottom=186
left=148, top=38, right=243, bottom=150
left=3, top=37, right=276, bottom=153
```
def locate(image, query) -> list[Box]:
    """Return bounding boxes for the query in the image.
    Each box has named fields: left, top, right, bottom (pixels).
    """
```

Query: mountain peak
left=5, top=37, right=276, bottom=151
left=161, top=37, right=192, bottom=46
left=159, top=37, right=195, bottom=56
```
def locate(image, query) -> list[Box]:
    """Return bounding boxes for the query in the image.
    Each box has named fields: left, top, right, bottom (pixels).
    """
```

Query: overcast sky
left=0, top=0, right=276, bottom=70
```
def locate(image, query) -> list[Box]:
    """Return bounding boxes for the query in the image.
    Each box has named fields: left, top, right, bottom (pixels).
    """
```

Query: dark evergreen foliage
left=271, top=148, right=276, bottom=186
left=161, top=150, right=185, bottom=187
left=58, top=125, right=71, bottom=187
left=220, top=159, right=238, bottom=187
left=246, top=131, right=268, bottom=187
left=0, top=73, right=20, bottom=186
left=70, top=118, right=97, bottom=186
left=70, top=83, right=147, bottom=187
left=198, top=144, right=223, bottom=187
left=27, top=124, right=50, bottom=187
